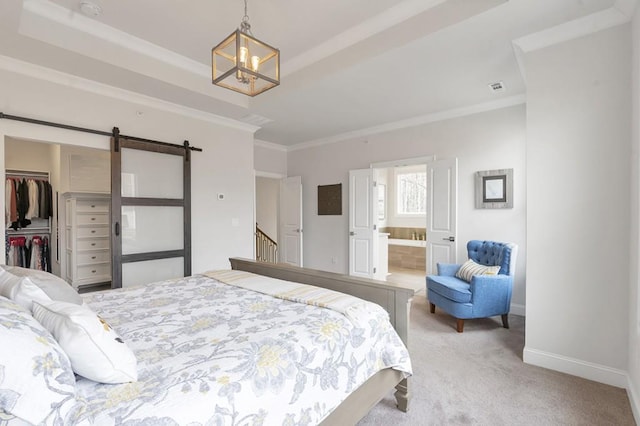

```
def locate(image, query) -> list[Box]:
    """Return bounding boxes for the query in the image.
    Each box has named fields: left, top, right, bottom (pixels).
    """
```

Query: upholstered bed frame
left=229, top=258, right=416, bottom=425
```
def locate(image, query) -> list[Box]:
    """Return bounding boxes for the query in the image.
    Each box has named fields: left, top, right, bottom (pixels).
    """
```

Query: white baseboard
left=510, top=303, right=525, bottom=316
left=523, top=347, right=627, bottom=388
left=628, top=375, right=640, bottom=425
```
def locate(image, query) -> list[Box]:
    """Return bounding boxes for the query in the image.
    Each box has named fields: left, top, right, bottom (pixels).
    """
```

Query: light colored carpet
left=358, top=294, right=635, bottom=425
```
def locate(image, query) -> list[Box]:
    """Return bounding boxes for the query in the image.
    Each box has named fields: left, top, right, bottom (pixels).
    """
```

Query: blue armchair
left=426, top=240, right=518, bottom=332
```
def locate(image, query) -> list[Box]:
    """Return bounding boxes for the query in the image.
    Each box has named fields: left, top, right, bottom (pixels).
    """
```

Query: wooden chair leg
left=429, top=303, right=435, bottom=314
left=456, top=319, right=464, bottom=333
left=501, top=314, right=509, bottom=329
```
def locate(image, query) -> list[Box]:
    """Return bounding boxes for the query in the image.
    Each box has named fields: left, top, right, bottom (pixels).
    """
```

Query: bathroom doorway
left=375, top=164, right=427, bottom=289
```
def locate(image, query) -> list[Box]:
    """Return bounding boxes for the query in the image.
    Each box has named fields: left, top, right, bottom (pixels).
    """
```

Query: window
left=396, top=168, right=426, bottom=215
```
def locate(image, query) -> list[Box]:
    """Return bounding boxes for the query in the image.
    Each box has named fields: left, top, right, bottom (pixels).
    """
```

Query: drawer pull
left=91, top=256, right=96, bottom=260
left=91, top=270, right=96, bottom=273
left=91, top=217, right=96, bottom=221
left=91, top=205, right=96, bottom=208
left=91, top=230, right=96, bottom=234
left=91, top=243, right=96, bottom=247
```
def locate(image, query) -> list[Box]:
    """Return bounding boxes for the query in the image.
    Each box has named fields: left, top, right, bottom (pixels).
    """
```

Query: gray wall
left=287, top=104, right=527, bottom=309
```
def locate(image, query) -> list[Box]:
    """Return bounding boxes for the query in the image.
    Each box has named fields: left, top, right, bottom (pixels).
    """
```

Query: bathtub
left=388, top=238, right=426, bottom=247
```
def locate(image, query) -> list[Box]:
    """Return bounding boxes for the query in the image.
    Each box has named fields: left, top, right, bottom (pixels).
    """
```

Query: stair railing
left=256, top=224, right=278, bottom=264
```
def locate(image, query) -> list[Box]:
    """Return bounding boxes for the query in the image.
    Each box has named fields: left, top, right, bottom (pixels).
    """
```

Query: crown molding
left=281, top=0, right=446, bottom=77
left=287, top=94, right=526, bottom=152
left=21, top=0, right=247, bottom=108
left=254, top=139, right=288, bottom=152
left=512, top=0, right=637, bottom=83
left=0, top=55, right=259, bottom=133
left=23, top=0, right=209, bottom=77
left=512, top=2, right=634, bottom=53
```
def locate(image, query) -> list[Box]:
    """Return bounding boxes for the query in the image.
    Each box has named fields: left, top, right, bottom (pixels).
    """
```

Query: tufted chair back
left=467, top=240, right=518, bottom=276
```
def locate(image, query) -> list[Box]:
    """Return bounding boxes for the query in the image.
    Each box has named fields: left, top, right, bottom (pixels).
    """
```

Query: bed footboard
left=228, top=258, right=416, bottom=418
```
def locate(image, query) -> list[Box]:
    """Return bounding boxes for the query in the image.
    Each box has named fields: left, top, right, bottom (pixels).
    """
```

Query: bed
left=0, top=259, right=416, bottom=425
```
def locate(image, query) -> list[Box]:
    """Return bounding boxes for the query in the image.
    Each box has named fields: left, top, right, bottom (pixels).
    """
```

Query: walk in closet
left=5, top=137, right=110, bottom=290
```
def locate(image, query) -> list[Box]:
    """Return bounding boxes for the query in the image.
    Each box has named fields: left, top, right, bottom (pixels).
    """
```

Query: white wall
left=0, top=67, right=256, bottom=274
left=5, top=138, right=55, bottom=172
left=628, top=4, right=640, bottom=420
left=524, top=24, right=631, bottom=386
left=254, top=144, right=287, bottom=176
left=255, top=176, right=279, bottom=242
left=288, top=104, right=527, bottom=307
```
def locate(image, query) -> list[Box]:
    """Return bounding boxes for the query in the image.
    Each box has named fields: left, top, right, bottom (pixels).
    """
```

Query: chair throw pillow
left=32, top=300, right=138, bottom=384
left=455, top=259, right=501, bottom=283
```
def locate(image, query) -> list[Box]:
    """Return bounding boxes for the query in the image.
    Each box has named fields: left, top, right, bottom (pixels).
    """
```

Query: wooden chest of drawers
left=61, top=193, right=111, bottom=289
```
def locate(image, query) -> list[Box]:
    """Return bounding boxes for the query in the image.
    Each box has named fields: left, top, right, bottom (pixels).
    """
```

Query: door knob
left=442, top=236, right=455, bottom=242
left=349, top=231, right=355, bottom=236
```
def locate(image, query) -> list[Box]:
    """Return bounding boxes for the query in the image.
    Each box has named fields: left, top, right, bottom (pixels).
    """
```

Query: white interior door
left=426, top=158, right=457, bottom=274
left=279, top=176, right=303, bottom=266
left=349, top=169, right=378, bottom=278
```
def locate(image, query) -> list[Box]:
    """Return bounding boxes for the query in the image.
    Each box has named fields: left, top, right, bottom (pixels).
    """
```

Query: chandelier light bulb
left=250, top=55, right=260, bottom=72
left=239, top=47, right=249, bottom=67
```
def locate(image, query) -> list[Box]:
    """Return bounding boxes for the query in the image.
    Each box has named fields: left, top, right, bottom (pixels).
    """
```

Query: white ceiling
left=0, top=0, right=628, bottom=147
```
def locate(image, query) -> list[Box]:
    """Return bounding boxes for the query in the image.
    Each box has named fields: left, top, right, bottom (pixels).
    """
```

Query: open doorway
left=356, top=156, right=457, bottom=290
left=4, top=136, right=110, bottom=291
left=255, top=175, right=280, bottom=263
left=254, top=173, right=303, bottom=267
left=374, top=164, right=427, bottom=289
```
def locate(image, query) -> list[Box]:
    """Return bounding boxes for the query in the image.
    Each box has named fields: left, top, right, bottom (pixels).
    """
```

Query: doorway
left=254, top=172, right=303, bottom=267
left=4, top=137, right=110, bottom=289
left=375, top=164, right=427, bottom=289
left=349, top=156, right=457, bottom=290
left=255, top=175, right=280, bottom=263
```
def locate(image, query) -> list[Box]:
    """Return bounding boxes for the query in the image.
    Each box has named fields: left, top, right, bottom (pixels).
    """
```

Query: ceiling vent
left=488, top=81, right=506, bottom=93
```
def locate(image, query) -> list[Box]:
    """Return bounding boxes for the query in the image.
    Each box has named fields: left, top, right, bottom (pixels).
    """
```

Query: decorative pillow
left=1, top=266, right=82, bottom=305
left=0, top=269, right=50, bottom=311
left=0, top=296, right=76, bottom=425
left=455, top=259, right=501, bottom=283
left=32, top=300, right=138, bottom=384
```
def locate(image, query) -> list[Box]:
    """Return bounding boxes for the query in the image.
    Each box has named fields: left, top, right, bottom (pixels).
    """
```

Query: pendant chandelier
left=211, top=0, right=280, bottom=97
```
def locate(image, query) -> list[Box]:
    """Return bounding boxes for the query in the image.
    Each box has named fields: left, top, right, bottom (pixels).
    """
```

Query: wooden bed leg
left=501, top=314, right=509, bottom=329
left=456, top=319, right=464, bottom=333
left=429, top=302, right=435, bottom=313
left=394, top=378, right=410, bottom=412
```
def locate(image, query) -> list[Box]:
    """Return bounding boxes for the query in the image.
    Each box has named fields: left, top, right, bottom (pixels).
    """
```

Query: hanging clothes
left=5, top=175, right=53, bottom=230
left=26, top=179, right=39, bottom=220
left=6, top=234, right=50, bottom=272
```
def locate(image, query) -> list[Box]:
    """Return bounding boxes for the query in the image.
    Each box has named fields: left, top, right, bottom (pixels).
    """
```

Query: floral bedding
left=3, top=272, right=412, bottom=425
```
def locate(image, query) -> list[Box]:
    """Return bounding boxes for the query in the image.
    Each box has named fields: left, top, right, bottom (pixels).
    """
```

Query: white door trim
left=371, top=155, right=436, bottom=169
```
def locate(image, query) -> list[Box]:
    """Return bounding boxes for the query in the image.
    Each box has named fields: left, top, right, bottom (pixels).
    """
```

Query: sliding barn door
left=111, top=135, right=191, bottom=288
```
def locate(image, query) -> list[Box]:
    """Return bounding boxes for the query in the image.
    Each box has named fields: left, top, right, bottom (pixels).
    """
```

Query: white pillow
left=2, top=266, right=82, bottom=305
left=0, top=296, right=76, bottom=425
left=455, top=259, right=501, bottom=283
left=0, top=269, right=50, bottom=311
left=32, top=300, right=138, bottom=384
